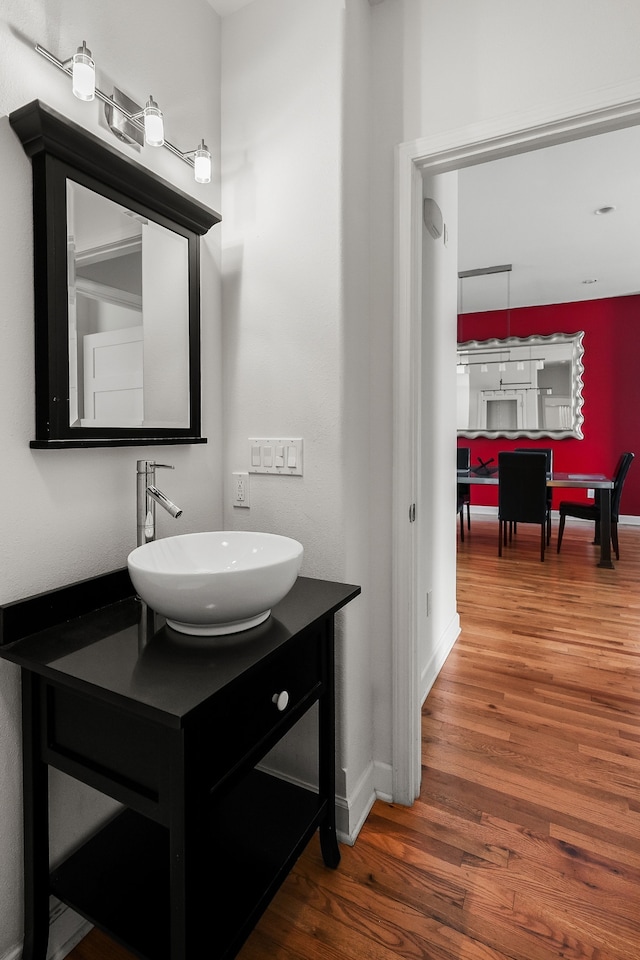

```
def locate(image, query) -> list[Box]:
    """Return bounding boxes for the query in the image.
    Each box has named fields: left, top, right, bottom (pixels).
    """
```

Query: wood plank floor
left=68, top=515, right=640, bottom=960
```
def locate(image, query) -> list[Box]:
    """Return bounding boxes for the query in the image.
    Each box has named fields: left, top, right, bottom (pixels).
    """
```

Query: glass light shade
left=193, top=141, right=212, bottom=184
left=72, top=42, right=95, bottom=101
left=144, top=96, right=164, bottom=147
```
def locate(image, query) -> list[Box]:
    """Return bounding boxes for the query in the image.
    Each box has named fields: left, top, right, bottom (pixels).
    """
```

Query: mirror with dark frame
left=457, top=331, right=585, bottom=440
left=10, top=100, right=221, bottom=448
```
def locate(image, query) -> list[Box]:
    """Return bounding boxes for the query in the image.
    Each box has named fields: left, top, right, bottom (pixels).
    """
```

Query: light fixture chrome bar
left=35, top=43, right=196, bottom=169
left=458, top=264, right=513, bottom=279
left=461, top=357, right=546, bottom=366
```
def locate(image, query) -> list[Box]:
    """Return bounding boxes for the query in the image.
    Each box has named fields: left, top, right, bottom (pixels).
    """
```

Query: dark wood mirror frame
left=10, top=100, right=221, bottom=448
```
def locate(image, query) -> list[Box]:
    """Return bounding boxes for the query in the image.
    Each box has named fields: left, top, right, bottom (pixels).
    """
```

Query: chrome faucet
left=136, top=460, right=183, bottom=546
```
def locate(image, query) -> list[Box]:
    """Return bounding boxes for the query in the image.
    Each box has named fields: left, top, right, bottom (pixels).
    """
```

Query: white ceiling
left=457, top=123, right=640, bottom=313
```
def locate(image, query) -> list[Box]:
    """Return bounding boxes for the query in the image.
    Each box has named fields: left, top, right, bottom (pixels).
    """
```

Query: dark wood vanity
left=0, top=572, right=360, bottom=960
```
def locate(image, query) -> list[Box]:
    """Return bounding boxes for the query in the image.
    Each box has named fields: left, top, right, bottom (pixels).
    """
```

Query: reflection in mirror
left=457, top=332, right=584, bottom=439
left=67, top=182, right=189, bottom=429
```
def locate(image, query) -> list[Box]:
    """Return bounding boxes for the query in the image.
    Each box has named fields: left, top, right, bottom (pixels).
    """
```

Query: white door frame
left=392, top=85, right=640, bottom=804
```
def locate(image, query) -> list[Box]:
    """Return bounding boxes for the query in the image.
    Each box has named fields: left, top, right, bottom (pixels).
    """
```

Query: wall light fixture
left=35, top=42, right=212, bottom=185
left=71, top=41, right=95, bottom=102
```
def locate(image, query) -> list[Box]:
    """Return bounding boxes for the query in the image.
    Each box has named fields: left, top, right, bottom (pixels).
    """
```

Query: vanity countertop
left=0, top=574, right=361, bottom=728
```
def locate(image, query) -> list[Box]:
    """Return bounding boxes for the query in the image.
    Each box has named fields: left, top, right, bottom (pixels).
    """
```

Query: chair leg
left=466, top=502, right=471, bottom=531
left=459, top=509, right=464, bottom=543
left=498, top=520, right=503, bottom=556
left=540, top=523, right=545, bottom=562
left=611, top=520, right=619, bottom=560
left=594, top=519, right=601, bottom=546
left=557, top=513, right=565, bottom=553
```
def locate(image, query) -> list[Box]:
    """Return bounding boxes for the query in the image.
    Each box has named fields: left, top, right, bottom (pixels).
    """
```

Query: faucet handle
left=136, top=460, right=175, bottom=474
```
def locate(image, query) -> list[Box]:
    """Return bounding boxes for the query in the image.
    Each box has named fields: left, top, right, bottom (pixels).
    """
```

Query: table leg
left=22, top=672, right=51, bottom=960
left=598, top=488, right=614, bottom=569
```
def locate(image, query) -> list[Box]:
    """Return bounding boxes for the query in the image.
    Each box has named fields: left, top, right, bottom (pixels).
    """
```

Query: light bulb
left=72, top=42, right=95, bottom=102
left=194, top=140, right=212, bottom=183
left=143, top=96, right=164, bottom=147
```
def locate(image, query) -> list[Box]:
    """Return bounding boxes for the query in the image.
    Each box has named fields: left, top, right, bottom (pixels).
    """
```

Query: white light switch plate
left=248, top=438, right=303, bottom=476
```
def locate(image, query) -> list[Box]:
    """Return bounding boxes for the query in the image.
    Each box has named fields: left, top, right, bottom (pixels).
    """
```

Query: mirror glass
left=457, top=332, right=584, bottom=439
left=67, top=182, right=189, bottom=429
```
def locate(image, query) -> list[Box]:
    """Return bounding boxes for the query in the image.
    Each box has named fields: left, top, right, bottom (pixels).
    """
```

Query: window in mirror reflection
left=67, top=181, right=190, bottom=429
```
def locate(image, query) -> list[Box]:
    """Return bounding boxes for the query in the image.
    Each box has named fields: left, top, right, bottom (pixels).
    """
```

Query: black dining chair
left=557, top=452, right=634, bottom=559
left=498, top=452, right=549, bottom=562
left=457, top=447, right=471, bottom=538
left=515, top=447, right=553, bottom=544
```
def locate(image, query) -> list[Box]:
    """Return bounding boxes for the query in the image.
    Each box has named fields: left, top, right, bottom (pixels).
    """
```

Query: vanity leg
left=166, top=734, right=209, bottom=959
left=22, top=671, right=51, bottom=960
left=598, top=489, right=614, bottom=569
left=318, top=620, right=340, bottom=869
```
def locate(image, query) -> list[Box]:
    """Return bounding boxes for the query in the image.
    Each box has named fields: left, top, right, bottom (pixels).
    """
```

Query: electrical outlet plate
left=232, top=471, right=250, bottom=507
left=248, top=438, right=303, bottom=476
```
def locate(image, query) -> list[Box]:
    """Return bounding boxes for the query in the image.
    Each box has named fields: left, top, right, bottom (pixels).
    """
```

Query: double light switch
left=248, top=438, right=303, bottom=476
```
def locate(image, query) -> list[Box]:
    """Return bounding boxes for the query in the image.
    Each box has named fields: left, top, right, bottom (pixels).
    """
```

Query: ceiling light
left=582, top=279, right=598, bottom=285
left=594, top=205, right=616, bottom=215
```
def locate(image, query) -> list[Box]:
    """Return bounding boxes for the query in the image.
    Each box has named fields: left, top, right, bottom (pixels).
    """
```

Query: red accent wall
left=457, top=295, right=640, bottom=516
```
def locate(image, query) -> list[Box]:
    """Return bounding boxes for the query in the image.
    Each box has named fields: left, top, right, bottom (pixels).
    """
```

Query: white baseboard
left=420, top=611, right=461, bottom=706
left=470, top=506, right=640, bottom=526
left=0, top=902, right=91, bottom=960
left=336, top=762, right=378, bottom=846
left=619, top=514, right=640, bottom=526
left=47, top=900, right=92, bottom=960
left=1, top=941, right=21, bottom=960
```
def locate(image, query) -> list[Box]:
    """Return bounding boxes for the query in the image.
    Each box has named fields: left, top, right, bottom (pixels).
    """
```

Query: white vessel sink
left=127, top=531, right=303, bottom=636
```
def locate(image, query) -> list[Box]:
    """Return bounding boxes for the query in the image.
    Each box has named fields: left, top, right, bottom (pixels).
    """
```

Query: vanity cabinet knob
left=272, top=690, right=289, bottom=712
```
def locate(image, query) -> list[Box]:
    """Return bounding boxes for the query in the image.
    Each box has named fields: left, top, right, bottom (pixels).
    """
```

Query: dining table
left=456, top=468, right=616, bottom=568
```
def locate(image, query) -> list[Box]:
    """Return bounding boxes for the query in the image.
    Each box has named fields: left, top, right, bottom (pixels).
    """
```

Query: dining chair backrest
left=498, top=452, right=548, bottom=524
left=457, top=447, right=470, bottom=470
left=514, top=447, right=553, bottom=476
left=611, top=452, right=634, bottom=521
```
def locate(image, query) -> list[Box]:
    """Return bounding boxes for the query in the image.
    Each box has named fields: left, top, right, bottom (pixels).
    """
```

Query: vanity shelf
left=50, top=771, right=323, bottom=960
left=0, top=573, right=360, bottom=960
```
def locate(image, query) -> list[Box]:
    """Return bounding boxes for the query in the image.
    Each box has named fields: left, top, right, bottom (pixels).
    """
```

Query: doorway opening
left=392, top=95, right=640, bottom=806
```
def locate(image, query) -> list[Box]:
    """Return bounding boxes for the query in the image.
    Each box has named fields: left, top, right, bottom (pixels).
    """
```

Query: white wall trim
left=336, top=761, right=379, bottom=845
left=420, top=612, right=460, bottom=706
left=0, top=942, right=20, bottom=960
left=0, top=904, right=92, bottom=960
left=390, top=150, right=423, bottom=806
left=393, top=84, right=640, bottom=807
left=47, top=904, right=92, bottom=960
left=467, top=507, right=640, bottom=525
